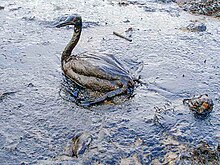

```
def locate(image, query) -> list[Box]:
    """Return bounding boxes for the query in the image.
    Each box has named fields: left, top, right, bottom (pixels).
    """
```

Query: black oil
left=0, top=0, right=220, bottom=164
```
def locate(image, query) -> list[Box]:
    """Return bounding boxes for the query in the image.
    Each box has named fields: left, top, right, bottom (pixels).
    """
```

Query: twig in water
left=113, top=31, right=132, bottom=42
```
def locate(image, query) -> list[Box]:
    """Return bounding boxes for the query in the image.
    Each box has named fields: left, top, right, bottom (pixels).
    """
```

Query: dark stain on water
left=0, top=0, right=220, bottom=164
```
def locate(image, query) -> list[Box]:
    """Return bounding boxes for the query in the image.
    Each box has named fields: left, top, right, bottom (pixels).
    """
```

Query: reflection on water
left=0, top=0, right=220, bottom=164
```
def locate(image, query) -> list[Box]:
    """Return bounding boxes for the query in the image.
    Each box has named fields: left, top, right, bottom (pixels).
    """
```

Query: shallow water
left=0, top=0, right=220, bottom=164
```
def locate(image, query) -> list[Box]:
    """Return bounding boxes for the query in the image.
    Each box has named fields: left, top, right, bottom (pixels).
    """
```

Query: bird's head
left=56, top=15, right=82, bottom=28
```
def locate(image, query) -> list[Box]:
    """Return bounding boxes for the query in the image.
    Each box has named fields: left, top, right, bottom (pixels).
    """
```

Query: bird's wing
left=78, top=52, right=140, bottom=79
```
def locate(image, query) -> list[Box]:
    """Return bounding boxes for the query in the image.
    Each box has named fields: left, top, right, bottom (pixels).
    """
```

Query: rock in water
left=179, top=0, right=220, bottom=17
left=183, top=94, right=214, bottom=115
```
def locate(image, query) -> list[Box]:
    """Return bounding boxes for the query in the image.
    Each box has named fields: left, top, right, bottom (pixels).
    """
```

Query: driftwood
left=113, top=31, right=132, bottom=42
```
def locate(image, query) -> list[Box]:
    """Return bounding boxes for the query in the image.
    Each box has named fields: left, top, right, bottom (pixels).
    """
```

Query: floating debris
left=180, top=20, right=207, bottom=32
left=70, top=132, right=92, bottom=157
left=192, top=142, right=219, bottom=163
left=113, top=31, right=132, bottom=42
left=0, top=6, right=4, bottom=10
left=0, top=91, right=17, bottom=101
left=183, top=94, right=214, bottom=115
left=163, top=141, right=220, bottom=164
left=179, top=141, right=220, bottom=164
left=186, top=22, right=207, bottom=32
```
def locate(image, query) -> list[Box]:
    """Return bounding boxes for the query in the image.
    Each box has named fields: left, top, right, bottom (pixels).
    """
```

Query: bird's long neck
left=61, top=24, right=82, bottom=62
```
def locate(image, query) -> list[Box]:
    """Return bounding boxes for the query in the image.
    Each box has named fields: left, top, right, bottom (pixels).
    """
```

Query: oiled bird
left=56, top=15, right=141, bottom=106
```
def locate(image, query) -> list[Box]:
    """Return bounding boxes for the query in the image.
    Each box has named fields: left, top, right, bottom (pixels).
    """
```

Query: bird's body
left=62, top=52, right=134, bottom=92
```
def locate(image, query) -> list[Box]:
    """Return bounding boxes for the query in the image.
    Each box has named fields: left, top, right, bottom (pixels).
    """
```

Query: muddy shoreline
left=0, top=0, right=220, bottom=164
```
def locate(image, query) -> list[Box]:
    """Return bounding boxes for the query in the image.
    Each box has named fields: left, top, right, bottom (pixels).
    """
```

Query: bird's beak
left=56, top=22, right=67, bottom=28
left=55, top=19, right=72, bottom=28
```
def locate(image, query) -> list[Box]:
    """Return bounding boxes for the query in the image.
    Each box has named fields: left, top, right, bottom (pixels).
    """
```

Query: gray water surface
left=0, top=0, right=220, bottom=164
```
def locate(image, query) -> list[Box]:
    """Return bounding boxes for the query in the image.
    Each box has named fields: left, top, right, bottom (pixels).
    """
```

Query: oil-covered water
left=0, top=0, right=220, bottom=164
